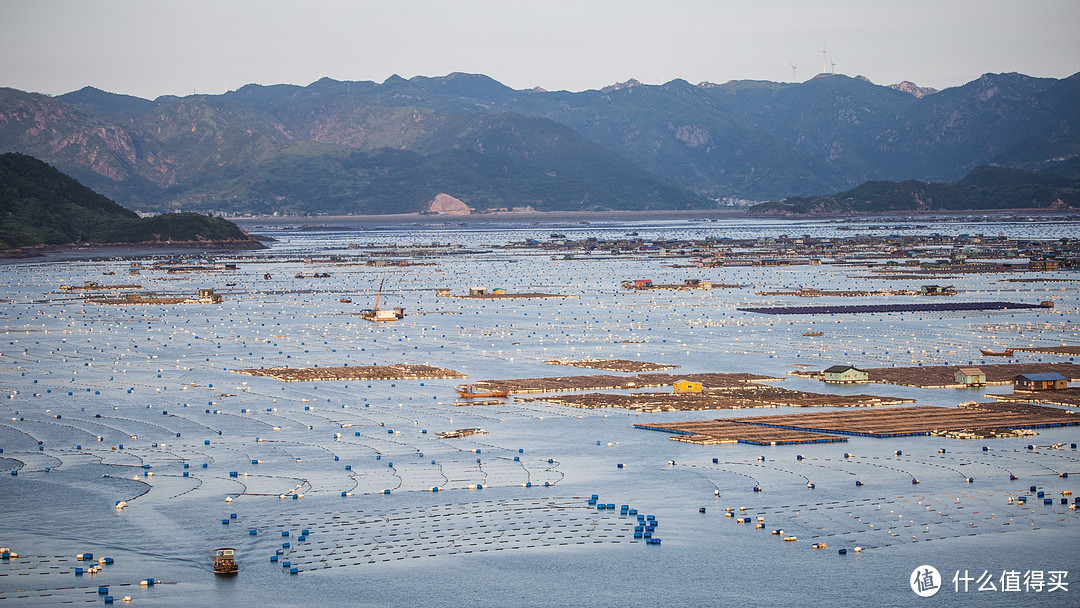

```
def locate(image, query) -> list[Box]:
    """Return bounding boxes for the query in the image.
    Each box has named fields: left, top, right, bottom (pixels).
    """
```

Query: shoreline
left=0, top=239, right=266, bottom=265
left=231, top=208, right=751, bottom=227
left=229, top=207, right=1079, bottom=228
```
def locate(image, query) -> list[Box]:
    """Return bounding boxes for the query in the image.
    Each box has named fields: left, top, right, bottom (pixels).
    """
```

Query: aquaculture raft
left=468, top=372, right=779, bottom=395
left=789, top=362, right=1080, bottom=389
left=737, top=301, right=1047, bottom=315
left=728, top=403, right=1080, bottom=438
left=453, top=292, right=571, bottom=299
left=523, top=386, right=913, bottom=412
left=233, top=364, right=466, bottom=382
left=542, top=359, right=679, bottom=373
left=987, top=388, right=1080, bottom=408
left=637, top=402, right=1079, bottom=444
left=1014, top=346, right=1080, bottom=356
left=634, top=420, right=847, bottom=445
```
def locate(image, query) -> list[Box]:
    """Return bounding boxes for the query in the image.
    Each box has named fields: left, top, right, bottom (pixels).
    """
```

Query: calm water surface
left=1, top=217, right=1077, bottom=606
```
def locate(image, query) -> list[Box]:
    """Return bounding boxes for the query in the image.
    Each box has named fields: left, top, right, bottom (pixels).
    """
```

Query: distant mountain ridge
left=0, top=70, right=1076, bottom=214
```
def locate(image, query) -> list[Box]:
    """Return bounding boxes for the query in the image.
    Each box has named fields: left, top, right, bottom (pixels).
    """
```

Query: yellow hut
left=674, top=380, right=703, bottom=394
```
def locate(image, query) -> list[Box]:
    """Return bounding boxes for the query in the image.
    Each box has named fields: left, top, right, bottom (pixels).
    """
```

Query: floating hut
left=1015, top=372, right=1068, bottom=391
left=821, top=365, right=869, bottom=384
left=955, top=367, right=987, bottom=387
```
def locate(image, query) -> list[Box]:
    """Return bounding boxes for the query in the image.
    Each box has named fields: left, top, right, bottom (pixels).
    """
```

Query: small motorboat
left=455, top=384, right=510, bottom=398
left=979, top=348, right=1014, bottom=356
left=213, top=548, right=238, bottom=575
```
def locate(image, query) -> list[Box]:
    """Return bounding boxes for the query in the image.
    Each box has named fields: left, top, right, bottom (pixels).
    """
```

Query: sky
left=1, top=0, right=1077, bottom=99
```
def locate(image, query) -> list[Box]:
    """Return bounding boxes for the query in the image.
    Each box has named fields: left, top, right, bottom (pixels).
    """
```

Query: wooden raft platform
left=790, top=362, right=1080, bottom=388
left=638, top=402, right=1079, bottom=445
left=454, top=293, right=571, bottom=299
left=987, top=388, right=1080, bottom=408
left=1014, top=346, right=1080, bottom=356
left=634, top=420, right=847, bottom=445
left=232, top=364, right=466, bottom=382
left=87, top=296, right=203, bottom=305
left=738, top=301, right=1044, bottom=315
left=754, top=289, right=918, bottom=297
left=59, top=283, right=142, bottom=291
left=470, top=372, right=779, bottom=395
left=521, top=386, right=913, bottom=412
left=541, top=359, right=679, bottom=373
left=731, top=403, right=1079, bottom=438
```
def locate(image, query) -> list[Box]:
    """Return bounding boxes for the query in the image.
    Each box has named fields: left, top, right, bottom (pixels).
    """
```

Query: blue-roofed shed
left=1015, top=372, right=1068, bottom=391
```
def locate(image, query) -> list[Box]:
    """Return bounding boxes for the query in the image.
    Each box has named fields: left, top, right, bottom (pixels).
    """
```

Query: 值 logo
left=911, top=565, right=942, bottom=597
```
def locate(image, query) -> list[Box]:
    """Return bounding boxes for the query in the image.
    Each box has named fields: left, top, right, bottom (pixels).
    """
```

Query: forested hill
left=0, top=153, right=255, bottom=250
left=748, top=165, right=1080, bottom=215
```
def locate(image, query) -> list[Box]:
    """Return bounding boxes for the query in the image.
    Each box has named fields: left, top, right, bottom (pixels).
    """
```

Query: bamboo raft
left=233, top=364, right=466, bottom=382
left=453, top=293, right=572, bottom=299
left=638, top=402, right=1078, bottom=444
left=738, top=301, right=1046, bottom=315
left=521, top=386, right=913, bottom=412
left=467, top=372, right=779, bottom=395
left=755, top=289, right=918, bottom=297
left=728, top=403, right=1079, bottom=438
left=789, top=362, right=1080, bottom=389
left=632, top=283, right=742, bottom=290
left=635, top=421, right=847, bottom=445
left=87, top=296, right=204, bottom=305
left=987, top=388, right=1080, bottom=408
left=541, top=359, right=679, bottom=373
left=1013, top=346, right=1080, bottom=356
left=59, top=283, right=142, bottom=291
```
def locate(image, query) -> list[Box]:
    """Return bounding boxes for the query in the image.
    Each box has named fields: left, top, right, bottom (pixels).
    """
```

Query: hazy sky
left=1, top=0, right=1077, bottom=99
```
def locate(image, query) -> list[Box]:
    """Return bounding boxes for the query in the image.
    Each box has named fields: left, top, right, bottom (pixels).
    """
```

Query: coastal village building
left=1014, top=372, right=1068, bottom=391
left=920, top=285, right=956, bottom=295
left=198, top=288, right=223, bottom=304
left=954, top=367, right=987, bottom=386
left=673, top=380, right=703, bottom=394
left=822, top=365, right=869, bottom=384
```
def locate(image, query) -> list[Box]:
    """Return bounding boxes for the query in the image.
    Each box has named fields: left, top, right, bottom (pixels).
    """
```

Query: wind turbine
left=830, top=58, right=838, bottom=74
left=819, top=43, right=828, bottom=75
left=789, top=61, right=799, bottom=81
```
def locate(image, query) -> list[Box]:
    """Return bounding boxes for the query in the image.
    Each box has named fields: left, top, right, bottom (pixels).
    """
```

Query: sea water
left=1, top=216, right=1077, bottom=606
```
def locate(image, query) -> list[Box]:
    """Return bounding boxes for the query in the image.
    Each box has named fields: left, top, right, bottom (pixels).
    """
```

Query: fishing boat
left=359, top=278, right=405, bottom=322
left=802, top=331, right=824, bottom=337
left=213, top=548, right=238, bottom=575
left=455, top=384, right=510, bottom=398
left=979, top=348, right=1014, bottom=356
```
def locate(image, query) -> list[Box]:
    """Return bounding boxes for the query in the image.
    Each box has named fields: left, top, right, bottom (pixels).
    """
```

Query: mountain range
left=0, top=70, right=1077, bottom=215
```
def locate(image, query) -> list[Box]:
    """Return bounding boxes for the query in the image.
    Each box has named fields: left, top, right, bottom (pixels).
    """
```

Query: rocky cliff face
left=424, top=193, right=471, bottom=214
left=888, top=81, right=938, bottom=98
